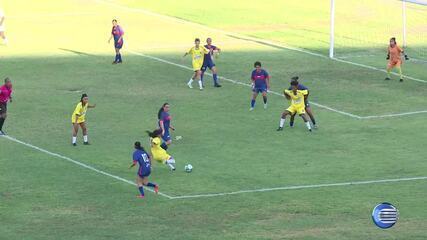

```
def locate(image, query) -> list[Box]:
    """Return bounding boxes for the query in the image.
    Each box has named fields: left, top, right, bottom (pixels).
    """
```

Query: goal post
left=329, top=0, right=335, bottom=58
left=328, top=0, right=426, bottom=60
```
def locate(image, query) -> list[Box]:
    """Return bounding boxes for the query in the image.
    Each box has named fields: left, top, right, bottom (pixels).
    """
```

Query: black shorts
left=0, top=102, right=7, bottom=114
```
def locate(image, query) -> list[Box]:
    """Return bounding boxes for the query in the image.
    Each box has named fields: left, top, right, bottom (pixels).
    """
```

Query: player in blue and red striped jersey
left=108, top=19, right=124, bottom=64
left=158, top=103, right=175, bottom=150
left=287, top=77, right=317, bottom=128
left=129, top=141, right=159, bottom=199
left=0, top=77, right=12, bottom=135
left=250, top=61, right=270, bottom=111
left=201, top=38, right=222, bottom=87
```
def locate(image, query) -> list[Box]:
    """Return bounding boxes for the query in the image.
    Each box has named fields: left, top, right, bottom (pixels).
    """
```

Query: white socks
left=165, top=158, right=176, bottom=170
left=279, top=118, right=285, bottom=128
left=72, top=136, right=89, bottom=144
left=198, top=80, right=203, bottom=89
left=305, top=121, right=312, bottom=131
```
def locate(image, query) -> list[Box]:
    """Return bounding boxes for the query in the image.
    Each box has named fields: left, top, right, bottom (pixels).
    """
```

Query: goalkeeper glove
left=405, top=54, right=409, bottom=60
left=386, top=54, right=390, bottom=60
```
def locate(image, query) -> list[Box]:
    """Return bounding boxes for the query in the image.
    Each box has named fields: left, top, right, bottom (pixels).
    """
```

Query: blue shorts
left=114, top=40, right=123, bottom=49
left=253, top=86, right=267, bottom=93
left=162, top=132, right=171, bottom=142
left=138, top=168, right=151, bottom=178
left=201, top=60, right=215, bottom=71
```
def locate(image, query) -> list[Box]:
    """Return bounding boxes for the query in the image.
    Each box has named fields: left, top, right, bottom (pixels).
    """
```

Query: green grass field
left=1, top=0, right=427, bottom=239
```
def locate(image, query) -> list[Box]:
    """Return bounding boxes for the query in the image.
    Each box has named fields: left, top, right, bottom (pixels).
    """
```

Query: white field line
left=337, top=54, right=377, bottom=59
left=95, top=0, right=427, bottom=84
left=169, top=176, right=427, bottom=199
left=9, top=12, right=98, bottom=19
left=126, top=50, right=363, bottom=119
left=3, top=135, right=427, bottom=200
left=360, top=110, right=427, bottom=119
left=1, top=135, right=173, bottom=199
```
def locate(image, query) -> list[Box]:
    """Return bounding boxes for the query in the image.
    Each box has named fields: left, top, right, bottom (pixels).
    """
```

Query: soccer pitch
left=1, top=0, right=427, bottom=239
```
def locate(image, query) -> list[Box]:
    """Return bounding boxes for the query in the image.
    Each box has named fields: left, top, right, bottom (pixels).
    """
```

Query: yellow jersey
left=71, top=102, right=88, bottom=123
left=150, top=137, right=170, bottom=162
left=188, top=46, right=208, bottom=63
left=284, top=89, right=308, bottom=108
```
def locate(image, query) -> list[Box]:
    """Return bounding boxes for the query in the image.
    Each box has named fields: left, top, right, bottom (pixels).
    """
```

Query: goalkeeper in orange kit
left=385, top=37, right=408, bottom=82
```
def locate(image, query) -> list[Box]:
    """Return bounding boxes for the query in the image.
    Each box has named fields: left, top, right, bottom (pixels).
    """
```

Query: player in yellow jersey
left=277, top=80, right=312, bottom=132
left=183, top=38, right=209, bottom=90
left=146, top=129, right=176, bottom=171
left=71, top=94, right=96, bottom=146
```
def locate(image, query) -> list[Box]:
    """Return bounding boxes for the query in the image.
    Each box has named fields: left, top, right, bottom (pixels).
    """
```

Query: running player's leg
left=188, top=71, right=197, bottom=88
left=141, top=176, right=159, bottom=194
left=0, top=104, right=7, bottom=134
left=278, top=110, right=292, bottom=131
left=165, top=156, right=176, bottom=170
left=80, top=122, right=89, bottom=145
left=262, top=90, right=268, bottom=109
left=113, top=48, right=120, bottom=64
left=385, top=62, right=394, bottom=80
left=136, top=175, right=146, bottom=198
left=196, top=70, right=203, bottom=90
left=250, top=91, right=259, bottom=111
left=117, top=48, right=123, bottom=63
left=305, top=105, right=317, bottom=128
left=161, top=133, right=171, bottom=150
left=300, top=113, right=312, bottom=132
left=396, top=61, right=403, bottom=82
left=72, top=123, right=79, bottom=145
left=211, top=66, right=221, bottom=87
left=200, top=65, right=206, bottom=84
left=289, top=113, right=296, bottom=127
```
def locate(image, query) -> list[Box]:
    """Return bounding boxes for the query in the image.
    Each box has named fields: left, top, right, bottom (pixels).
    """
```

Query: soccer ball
left=184, top=164, right=193, bottom=173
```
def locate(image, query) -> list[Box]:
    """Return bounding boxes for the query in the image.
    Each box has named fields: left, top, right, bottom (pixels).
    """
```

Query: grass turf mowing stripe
left=1, top=135, right=173, bottom=199
left=95, top=0, right=427, bottom=84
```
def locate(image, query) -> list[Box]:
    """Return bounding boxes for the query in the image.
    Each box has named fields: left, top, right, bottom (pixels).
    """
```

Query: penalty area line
left=127, top=49, right=427, bottom=119
left=169, top=176, right=427, bottom=199
left=1, top=135, right=173, bottom=199
left=95, top=0, right=427, bottom=84
left=126, top=49, right=363, bottom=119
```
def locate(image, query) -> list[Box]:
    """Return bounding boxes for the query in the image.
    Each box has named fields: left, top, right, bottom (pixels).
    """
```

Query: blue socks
left=114, top=54, right=122, bottom=62
left=138, top=186, right=144, bottom=196
left=251, top=99, right=255, bottom=108
left=201, top=72, right=219, bottom=85
left=263, top=96, right=267, bottom=104
left=161, top=142, right=168, bottom=150
left=146, top=182, right=156, bottom=188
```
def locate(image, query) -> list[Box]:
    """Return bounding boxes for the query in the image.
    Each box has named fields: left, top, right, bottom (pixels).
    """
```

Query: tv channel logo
left=372, top=202, right=399, bottom=229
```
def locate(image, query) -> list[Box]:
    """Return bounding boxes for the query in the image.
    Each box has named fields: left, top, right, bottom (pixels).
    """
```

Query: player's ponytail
left=146, top=129, right=162, bottom=138
left=80, top=93, right=88, bottom=106
left=157, top=103, right=169, bottom=119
